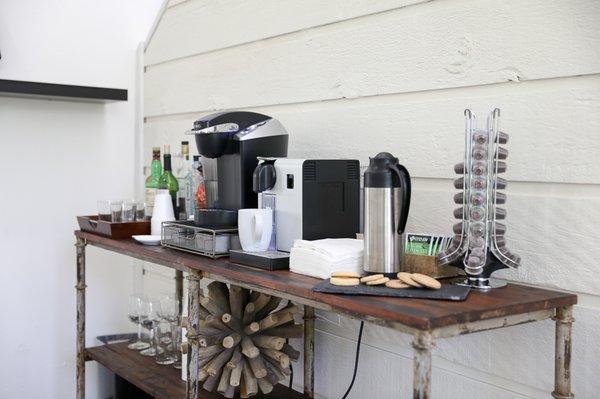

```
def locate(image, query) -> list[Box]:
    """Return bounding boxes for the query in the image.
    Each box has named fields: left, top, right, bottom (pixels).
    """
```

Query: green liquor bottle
left=159, top=145, right=179, bottom=216
left=144, top=147, right=162, bottom=217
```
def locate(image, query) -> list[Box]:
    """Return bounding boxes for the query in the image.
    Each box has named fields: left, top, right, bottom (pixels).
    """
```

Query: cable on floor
left=341, top=321, right=365, bottom=399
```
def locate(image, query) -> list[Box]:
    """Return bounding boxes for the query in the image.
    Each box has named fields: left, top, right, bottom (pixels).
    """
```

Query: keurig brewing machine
left=187, top=111, right=289, bottom=227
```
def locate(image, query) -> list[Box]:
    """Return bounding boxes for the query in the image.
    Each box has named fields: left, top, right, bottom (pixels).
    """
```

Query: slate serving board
left=313, top=279, right=470, bottom=301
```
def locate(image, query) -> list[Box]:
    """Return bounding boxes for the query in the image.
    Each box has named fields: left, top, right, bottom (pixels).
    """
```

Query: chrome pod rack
left=437, top=108, right=521, bottom=290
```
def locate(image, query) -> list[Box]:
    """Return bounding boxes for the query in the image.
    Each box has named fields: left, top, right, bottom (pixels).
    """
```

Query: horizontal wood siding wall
left=144, top=1, right=600, bottom=397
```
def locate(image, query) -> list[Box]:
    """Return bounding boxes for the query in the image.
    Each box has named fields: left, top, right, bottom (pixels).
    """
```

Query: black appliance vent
left=303, top=161, right=317, bottom=181
left=347, top=162, right=360, bottom=180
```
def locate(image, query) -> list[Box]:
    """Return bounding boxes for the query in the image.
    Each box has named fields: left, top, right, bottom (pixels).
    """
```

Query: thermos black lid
left=364, top=152, right=401, bottom=188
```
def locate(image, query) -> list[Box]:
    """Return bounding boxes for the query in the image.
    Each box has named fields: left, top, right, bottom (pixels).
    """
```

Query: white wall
left=0, top=1, right=163, bottom=398
left=143, top=0, right=600, bottom=398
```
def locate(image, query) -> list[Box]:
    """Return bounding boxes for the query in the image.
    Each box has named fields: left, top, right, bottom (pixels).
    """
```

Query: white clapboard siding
left=144, top=74, right=600, bottom=184
left=144, top=0, right=600, bottom=117
left=145, top=0, right=427, bottom=66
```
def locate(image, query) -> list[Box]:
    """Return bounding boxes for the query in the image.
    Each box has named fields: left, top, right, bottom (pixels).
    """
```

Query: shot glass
left=134, top=201, right=146, bottom=221
left=171, top=323, right=182, bottom=369
left=110, top=200, right=123, bottom=222
left=97, top=200, right=111, bottom=221
left=123, top=200, right=135, bottom=222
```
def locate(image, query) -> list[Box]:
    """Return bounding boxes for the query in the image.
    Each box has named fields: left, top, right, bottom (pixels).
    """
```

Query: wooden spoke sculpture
left=183, top=282, right=302, bottom=398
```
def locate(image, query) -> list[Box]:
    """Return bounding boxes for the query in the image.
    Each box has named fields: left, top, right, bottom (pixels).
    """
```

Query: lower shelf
left=85, top=342, right=306, bottom=399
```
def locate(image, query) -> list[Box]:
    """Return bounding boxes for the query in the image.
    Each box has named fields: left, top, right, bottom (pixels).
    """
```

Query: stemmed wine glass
left=140, top=297, right=160, bottom=357
left=127, top=294, right=150, bottom=350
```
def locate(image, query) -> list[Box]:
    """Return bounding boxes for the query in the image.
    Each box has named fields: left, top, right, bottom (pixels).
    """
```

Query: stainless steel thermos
left=363, top=152, right=411, bottom=274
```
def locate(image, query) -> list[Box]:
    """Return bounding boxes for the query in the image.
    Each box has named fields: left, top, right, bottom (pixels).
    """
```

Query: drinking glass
left=127, top=294, right=150, bottom=350
left=97, top=200, right=111, bottom=221
left=110, top=200, right=123, bottom=222
left=140, top=298, right=160, bottom=356
left=158, top=294, right=179, bottom=323
left=122, top=200, right=135, bottom=222
left=155, top=320, right=175, bottom=365
left=171, top=323, right=182, bottom=369
left=134, top=200, right=146, bottom=221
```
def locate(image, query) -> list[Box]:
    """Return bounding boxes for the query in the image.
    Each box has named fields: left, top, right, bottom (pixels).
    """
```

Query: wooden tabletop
left=75, top=231, right=576, bottom=331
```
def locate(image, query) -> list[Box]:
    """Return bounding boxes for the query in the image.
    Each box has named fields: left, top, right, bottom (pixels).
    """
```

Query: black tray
left=313, top=279, right=470, bottom=301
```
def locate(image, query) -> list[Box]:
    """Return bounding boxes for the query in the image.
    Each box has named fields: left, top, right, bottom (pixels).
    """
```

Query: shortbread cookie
left=397, top=272, right=422, bottom=288
left=331, top=271, right=361, bottom=279
left=366, top=277, right=390, bottom=286
left=360, top=274, right=384, bottom=283
left=330, top=277, right=360, bottom=286
left=385, top=279, right=410, bottom=289
left=410, top=273, right=441, bottom=290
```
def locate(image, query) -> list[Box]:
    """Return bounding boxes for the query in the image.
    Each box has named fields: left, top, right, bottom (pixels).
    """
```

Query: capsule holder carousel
left=437, top=108, right=521, bottom=290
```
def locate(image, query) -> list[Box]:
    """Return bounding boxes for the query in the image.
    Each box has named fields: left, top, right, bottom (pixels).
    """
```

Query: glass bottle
left=175, top=141, right=190, bottom=220
left=144, top=147, right=162, bottom=217
left=159, top=145, right=179, bottom=215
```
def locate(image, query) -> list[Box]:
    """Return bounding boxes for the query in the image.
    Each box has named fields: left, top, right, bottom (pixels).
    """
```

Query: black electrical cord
left=341, top=321, right=365, bottom=399
left=287, top=338, right=294, bottom=389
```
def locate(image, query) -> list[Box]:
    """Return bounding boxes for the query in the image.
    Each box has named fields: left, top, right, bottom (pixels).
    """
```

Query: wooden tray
left=77, top=215, right=150, bottom=239
left=313, top=279, right=470, bottom=301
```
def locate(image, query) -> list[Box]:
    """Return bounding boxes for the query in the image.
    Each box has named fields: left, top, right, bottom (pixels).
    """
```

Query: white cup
left=238, top=208, right=273, bottom=252
left=151, top=190, right=175, bottom=235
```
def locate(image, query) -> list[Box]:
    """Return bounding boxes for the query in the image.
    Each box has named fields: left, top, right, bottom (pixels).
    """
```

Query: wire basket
left=161, top=221, right=239, bottom=258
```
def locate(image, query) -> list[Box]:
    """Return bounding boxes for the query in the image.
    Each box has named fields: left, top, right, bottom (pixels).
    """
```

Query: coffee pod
left=496, top=131, right=509, bottom=144
left=454, top=177, right=465, bottom=189
left=494, top=236, right=506, bottom=248
left=452, top=222, right=464, bottom=234
left=453, top=207, right=465, bottom=219
left=447, top=234, right=463, bottom=251
left=494, top=222, right=506, bottom=235
left=494, top=192, right=507, bottom=204
left=470, top=248, right=485, bottom=259
left=494, top=177, right=507, bottom=189
left=469, top=236, right=485, bottom=249
left=472, top=161, right=487, bottom=175
left=510, top=254, right=521, bottom=265
left=472, top=146, right=487, bottom=160
left=496, top=147, right=509, bottom=160
left=472, top=177, right=487, bottom=189
left=454, top=192, right=464, bottom=204
left=473, top=130, right=488, bottom=144
left=469, top=221, right=485, bottom=237
left=470, top=206, right=485, bottom=221
left=495, top=207, right=507, bottom=219
left=454, top=162, right=465, bottom=174
left=471, top=193, right=486, bottom=206
left=467, top=255, right=483, bottom=268
left=494, top=161, right=507, bottom=173
left=499, top=247, right=513, bottom=258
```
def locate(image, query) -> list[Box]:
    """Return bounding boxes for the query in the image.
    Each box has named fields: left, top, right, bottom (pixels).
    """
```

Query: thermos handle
left=390, top=164, right=411, bottom=235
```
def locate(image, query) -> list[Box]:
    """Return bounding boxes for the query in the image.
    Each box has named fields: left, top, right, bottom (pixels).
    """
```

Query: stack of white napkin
left=289, top=238, right=364, bottom=279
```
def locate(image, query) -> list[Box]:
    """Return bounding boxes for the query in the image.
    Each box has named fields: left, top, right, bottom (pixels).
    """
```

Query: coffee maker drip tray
left=161, top=221, right=240, bottom=258
left=194, top=208, right=238, bottom=228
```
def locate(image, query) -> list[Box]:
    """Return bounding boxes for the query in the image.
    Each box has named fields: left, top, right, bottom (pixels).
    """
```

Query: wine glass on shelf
left=139, top=297, right=160, bottom=357
left=127, top=294, right=150, bottom=350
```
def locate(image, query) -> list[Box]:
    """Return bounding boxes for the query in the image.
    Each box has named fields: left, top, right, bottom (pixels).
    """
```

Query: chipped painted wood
left=75, top=237, right=86, bottom=399
left=304, top=306, right=315, bottom=398
left=186, top=269, right=202, bottom=399
left=412, top=331, right=434, bottom=399
left=552, top=306, right=574, bottom=399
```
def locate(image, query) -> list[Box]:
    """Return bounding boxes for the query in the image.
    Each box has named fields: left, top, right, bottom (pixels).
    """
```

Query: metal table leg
left=75, top=237, right=87, bottom=399
left=552, top=306, right=574, bottom=399
left=413, top=331, right=434, bottom=399
left=186, top=270, right=202, bottom=399
left=303, top=306, right=315, bottom=398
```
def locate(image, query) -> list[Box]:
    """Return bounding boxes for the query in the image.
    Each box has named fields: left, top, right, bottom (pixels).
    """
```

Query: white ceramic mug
left=238, top=208, right=273, bottom=252
left=151, top=190, right=175, bottom=235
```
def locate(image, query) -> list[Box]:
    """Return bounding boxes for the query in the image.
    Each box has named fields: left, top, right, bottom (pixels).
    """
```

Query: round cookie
left=385, top=279, right=410, bottom=289
left=360, top=274, right=384, bottom=283
left=366, top=277, right=390, bottom=286
left=330, top=277, right=360, bottom=286
left=331, top=271, right=361, bottom=279
left=410, top=273, right=441, bottom=290
left=397, top=272, right=422, bottom=288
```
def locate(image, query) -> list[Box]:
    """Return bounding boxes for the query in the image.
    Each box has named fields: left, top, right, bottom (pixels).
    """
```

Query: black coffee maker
left=188, top=111, right=288, bottom=227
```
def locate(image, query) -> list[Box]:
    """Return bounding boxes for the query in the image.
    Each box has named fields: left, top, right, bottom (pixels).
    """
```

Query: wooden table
left=75, top=231, right=577, bottom=399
